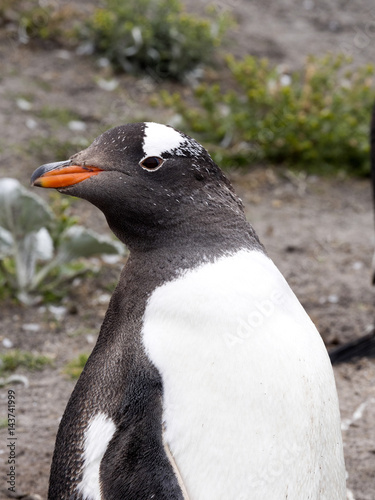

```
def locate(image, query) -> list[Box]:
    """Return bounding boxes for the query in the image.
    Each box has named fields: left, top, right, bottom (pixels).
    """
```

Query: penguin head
left=31, top=123, right=245, bottom=252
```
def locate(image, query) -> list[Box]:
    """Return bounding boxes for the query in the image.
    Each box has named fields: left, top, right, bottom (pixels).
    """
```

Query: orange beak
left=31, top=161, right=103, bottom=188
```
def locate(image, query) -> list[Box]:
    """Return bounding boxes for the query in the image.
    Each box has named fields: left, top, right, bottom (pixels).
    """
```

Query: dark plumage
left=32, top=122, right=345, bottom=500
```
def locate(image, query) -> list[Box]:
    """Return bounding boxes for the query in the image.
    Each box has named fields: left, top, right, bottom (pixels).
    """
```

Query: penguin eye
left=140, top=156, right=164, bottom=171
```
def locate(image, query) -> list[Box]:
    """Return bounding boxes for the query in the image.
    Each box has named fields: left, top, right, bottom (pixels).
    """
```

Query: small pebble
left=328, top=294, right=339, bottom=304
left=352, top=261, right=364, bottom=270
left=97, top=78, right=119, bottom=91
left=26, top=117, right=38, bottom=129
left=2, top=338, right=13, bottom=348
left=22, top=323, right=40, bottom=332
left=96, top=293, right=111, bottom=305
left=68, top=120, right=87, bottom=132
left=48, top=305, right=67, bottom=320
left=56, top=49, right=71, bottom=60
left=86, top=334, right=95, bottom=344
left=16, top=98, right=32, bottom=110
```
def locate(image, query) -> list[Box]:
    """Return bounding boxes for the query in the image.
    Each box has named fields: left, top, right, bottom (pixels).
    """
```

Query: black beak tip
left=30, top=160, right=70, bottom=186
left=30, top=165, right=46, bottom=186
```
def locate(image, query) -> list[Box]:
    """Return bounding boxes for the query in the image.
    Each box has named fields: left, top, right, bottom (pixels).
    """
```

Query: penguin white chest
left=142, top=250, right=346, bottom=500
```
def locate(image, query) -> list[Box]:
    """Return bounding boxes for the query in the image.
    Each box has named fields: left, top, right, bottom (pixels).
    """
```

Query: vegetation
left=27, top=136, right=88, bottom=166
left=25, top=106, right=91, bottom=164
left=0, top=179, right=124, bottom=304
left=36, top=105, right=82, bottom=125
left=0, top=0, right=79, bottom=45
left=82, top=0, right=230, bottom=80
left=2, top=3, right=373, bottom=175
left=162, top=54, right=375, bottom=175
left=1, top=0, right=230, bottom=80
left=64, top=353, right=89, bottom=379
left=0, top=349, right=52, bottom=375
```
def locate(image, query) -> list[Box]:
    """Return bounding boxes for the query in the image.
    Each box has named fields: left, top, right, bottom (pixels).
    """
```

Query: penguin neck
left=109, top=205, right=265, bottom=257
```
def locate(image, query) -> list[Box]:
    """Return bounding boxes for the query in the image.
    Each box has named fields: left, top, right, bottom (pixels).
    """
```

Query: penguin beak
left=31, top=161, right=103, bottom=188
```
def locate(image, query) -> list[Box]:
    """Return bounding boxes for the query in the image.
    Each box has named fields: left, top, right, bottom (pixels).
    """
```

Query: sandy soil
left=0, top=1, right=374, bottom=499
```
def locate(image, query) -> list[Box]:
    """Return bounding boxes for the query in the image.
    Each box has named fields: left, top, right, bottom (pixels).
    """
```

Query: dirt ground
left=0, top=1, right=375, bottom=499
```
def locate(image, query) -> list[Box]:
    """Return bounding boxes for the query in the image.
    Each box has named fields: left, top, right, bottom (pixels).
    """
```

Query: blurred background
left=0, top=1, right=374, bottom=498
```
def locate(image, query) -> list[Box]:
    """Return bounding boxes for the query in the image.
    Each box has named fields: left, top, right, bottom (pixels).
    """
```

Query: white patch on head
left=142, top=249, right=346, bottom=499
left=77, top=413, right=116, bottom=500
left=143, top=122, right=204, bottom=158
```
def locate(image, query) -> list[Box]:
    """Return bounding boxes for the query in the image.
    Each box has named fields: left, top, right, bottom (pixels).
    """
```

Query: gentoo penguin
left=31, top=122, right=346, bottom=499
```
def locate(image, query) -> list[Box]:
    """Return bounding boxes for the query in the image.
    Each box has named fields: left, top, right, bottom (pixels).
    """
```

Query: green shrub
left=0, top=0, right=79, bottom=45
left=83, top=0, right=230, bottom=80
left=163, top=54, right=375, bottom=174
left=64, top=353, right=89, bottom=379
left=0, top=350, right=52, bottom=374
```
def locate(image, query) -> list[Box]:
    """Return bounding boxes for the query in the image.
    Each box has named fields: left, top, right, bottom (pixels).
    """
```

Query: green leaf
left=0, top=179, right=125, bottom=303
left=34, top=227, right=54, bottom=261
left=0, top=226, right=13, bottom=257
left=0, top=179, right=55, bottom=296
left=0, top=178, right=53, bottom=238
left=56, top=225, right=124, bottom=263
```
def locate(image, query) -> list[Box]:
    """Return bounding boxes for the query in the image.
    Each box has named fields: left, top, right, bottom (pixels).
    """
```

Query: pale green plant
left=0, top=178, right=124, bottom=304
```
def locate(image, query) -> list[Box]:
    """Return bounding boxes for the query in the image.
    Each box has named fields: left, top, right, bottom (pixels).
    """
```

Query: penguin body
left=143, top=249, right=345, bottom=499
left=31, top=122, right=346, bottom=499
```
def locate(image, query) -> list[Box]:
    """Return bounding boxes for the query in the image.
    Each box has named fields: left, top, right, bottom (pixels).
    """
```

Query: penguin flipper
left=163, top=430, right=191, bottom=500
left=329, top=330, right=375, bottom=364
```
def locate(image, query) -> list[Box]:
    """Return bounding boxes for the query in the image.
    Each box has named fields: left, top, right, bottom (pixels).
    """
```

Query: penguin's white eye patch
left=140, top=156, right=164, bottom=171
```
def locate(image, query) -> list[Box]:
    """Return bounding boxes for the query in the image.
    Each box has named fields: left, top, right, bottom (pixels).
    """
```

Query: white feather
left=77, top=413, right=116, bottom=500
left=142, top=249, right=346, bottom=500
left=143, top=122, right=203, bottom=158
left=143, top=122, right=185, bottom=157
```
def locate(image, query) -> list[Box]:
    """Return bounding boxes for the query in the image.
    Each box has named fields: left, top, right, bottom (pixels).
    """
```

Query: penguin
left=31, top=122, right=346, bottom=500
